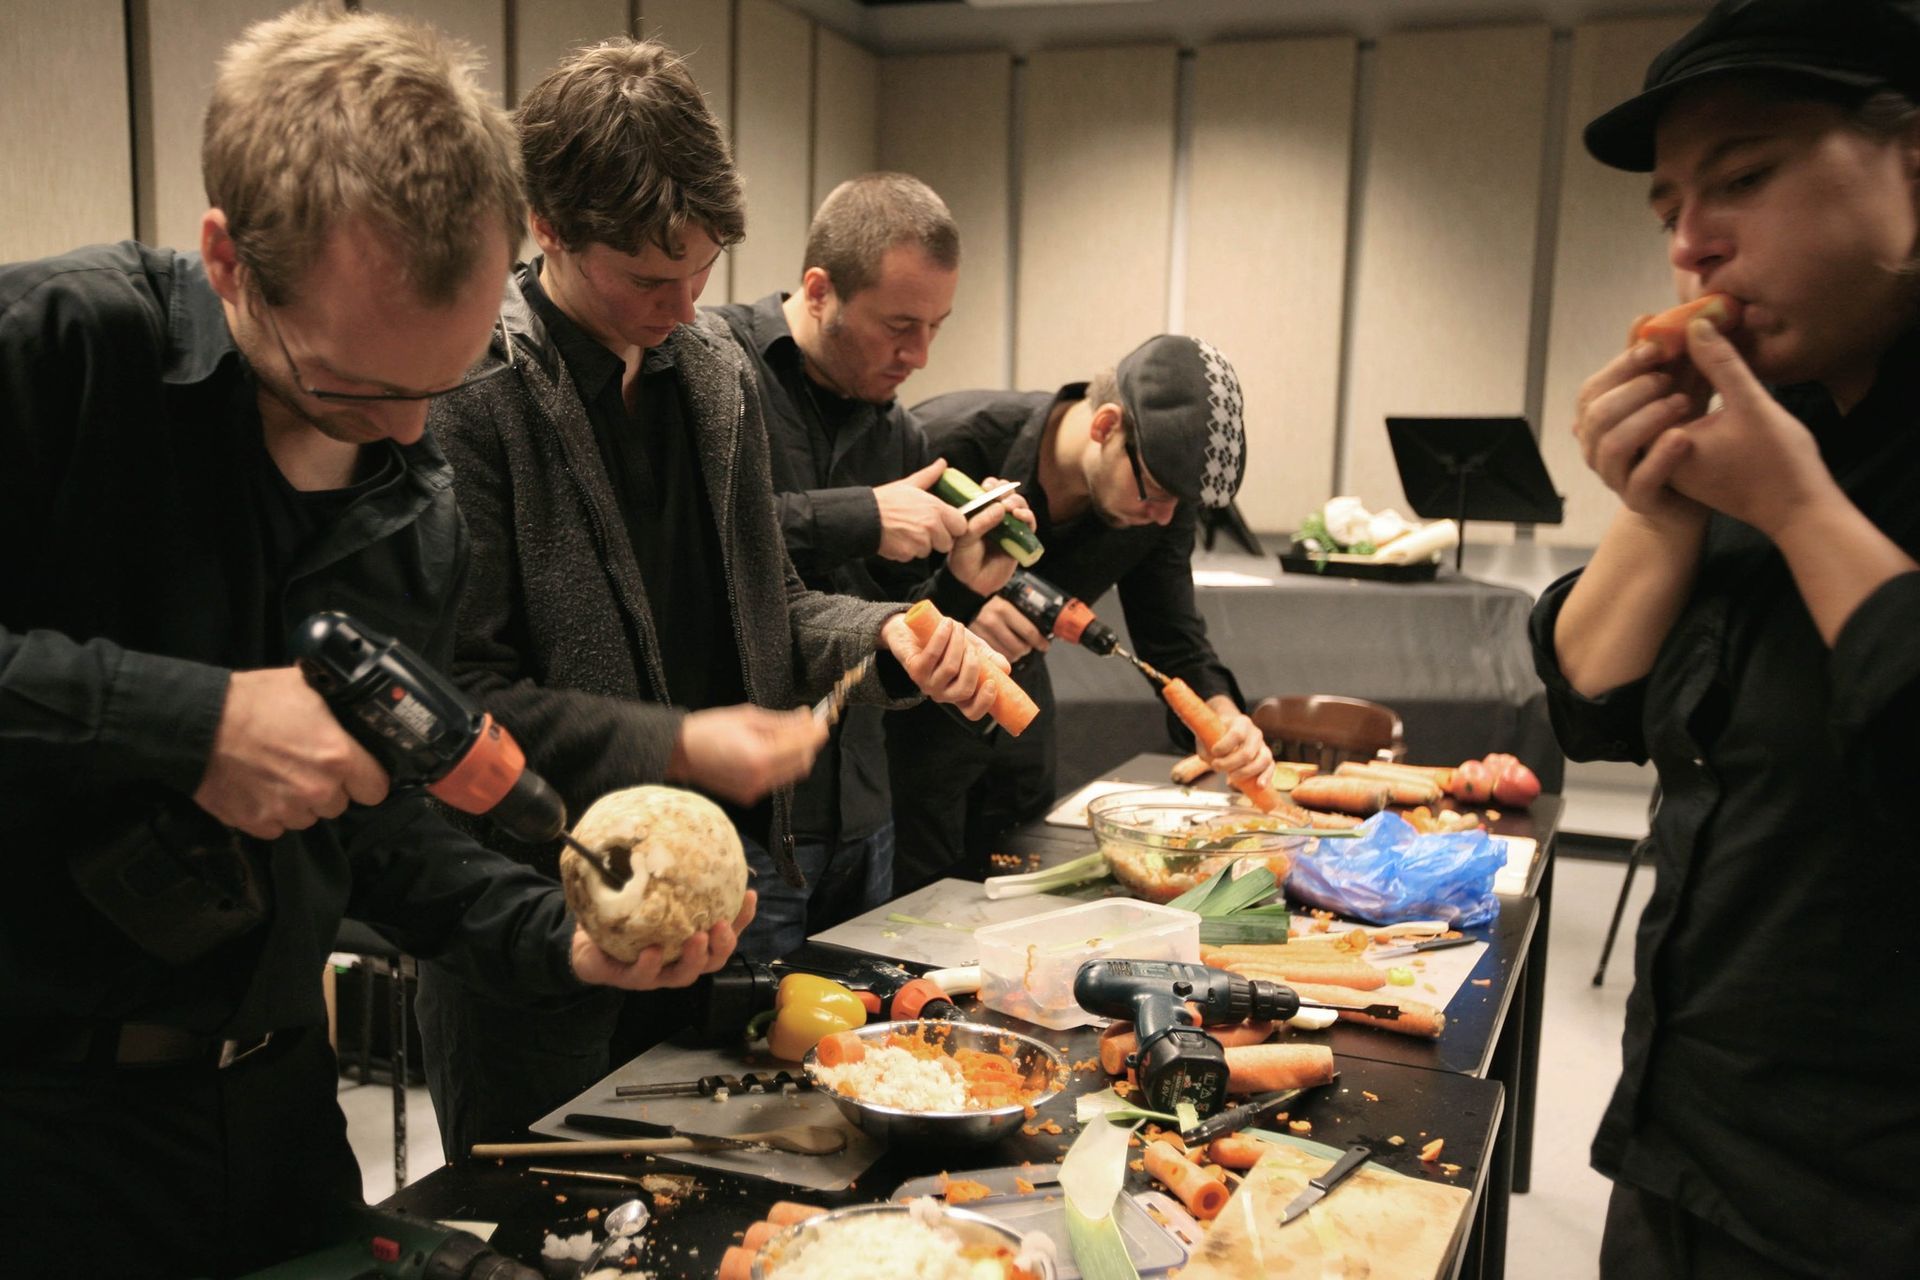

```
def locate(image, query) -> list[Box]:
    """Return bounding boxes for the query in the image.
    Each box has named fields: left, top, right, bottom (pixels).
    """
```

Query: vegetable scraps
left=1167, top=863, right=1292, bottom=946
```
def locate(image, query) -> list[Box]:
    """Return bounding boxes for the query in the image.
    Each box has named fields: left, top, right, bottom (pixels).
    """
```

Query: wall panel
left=877, top=51, right=1012, bottom=399
left=0, top=1, right=133, bottom=261
left=1538, top=16, right=1697, bottom=547
left=1016, top=44, right=1178, bottom=391
left=1341, top=24, right=1552, bottom=520
left=1185, top=36, right=1357, bottom=533
left=367, top=1, right=508, bottom=102
left=812, top=27, right=878, bottom=211
left=640, top=0, right=735, bottom=139
left=514, top=0, right=630, bottom=102
left=138, top=0, right=310, bottom=253
left=730, top=0, right=814, bottom=302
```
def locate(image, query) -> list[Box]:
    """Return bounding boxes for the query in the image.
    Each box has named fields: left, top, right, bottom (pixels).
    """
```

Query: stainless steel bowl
left=750, top=1201, right=1055, bottom=1280
left=802, top=1019, right=1066, bottom=1147
left=1088, top=790, right=1310, bottom=904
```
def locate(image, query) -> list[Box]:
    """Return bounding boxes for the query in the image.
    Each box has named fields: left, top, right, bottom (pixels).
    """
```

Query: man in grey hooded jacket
left=414, top=38, right=999, bottom=1156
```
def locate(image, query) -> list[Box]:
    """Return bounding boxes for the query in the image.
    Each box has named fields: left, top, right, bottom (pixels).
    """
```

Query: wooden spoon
left=471, top=1123, right=848, bottom=1160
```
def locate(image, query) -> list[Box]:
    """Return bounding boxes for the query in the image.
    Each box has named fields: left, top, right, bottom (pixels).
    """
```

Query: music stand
left=1386, top=417, right=1563, bottom=571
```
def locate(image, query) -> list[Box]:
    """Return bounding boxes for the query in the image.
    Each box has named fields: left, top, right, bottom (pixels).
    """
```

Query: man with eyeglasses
left=0, top=10, right=746, bottom=1274
left=886, top=335, right=1277, bottom=888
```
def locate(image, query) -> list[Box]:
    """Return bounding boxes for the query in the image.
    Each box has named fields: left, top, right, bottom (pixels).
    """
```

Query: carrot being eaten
left=1630, top=292, right=1743, bottom=361
left=1144, top=1139, right=1230, bottom=1220
left=902, top=599, right=1039, bottom=735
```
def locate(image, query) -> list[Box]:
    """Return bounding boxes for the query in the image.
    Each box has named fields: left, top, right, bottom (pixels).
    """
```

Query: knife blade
left=810, top=653, right=876, bottom=726
left=564, top=1112, right=760, bottom=1150
left=956, top=478, right=1021, bottom=517
left=1278, top=1143, right=1372, bottom=1224
left=1367, top=935, right=1478, bottom=960
left=1179, top=1087, right=1305, bottom=1148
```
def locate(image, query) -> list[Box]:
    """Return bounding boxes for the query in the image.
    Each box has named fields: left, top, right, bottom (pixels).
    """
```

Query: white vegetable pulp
left=812, top=1044, right=967, bottom=1112
left=765, top=1213, right=1018, bottom=1280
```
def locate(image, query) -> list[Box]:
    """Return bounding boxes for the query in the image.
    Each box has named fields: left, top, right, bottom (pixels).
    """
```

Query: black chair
left=332, top=919, right=416, bottom=1189
left=1591, top=787, right=1660, bottom=986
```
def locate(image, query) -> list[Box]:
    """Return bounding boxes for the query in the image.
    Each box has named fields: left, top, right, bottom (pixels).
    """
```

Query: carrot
left=718, top=1244, right=757, bottom=1280
left=1289, top=775, right=1392, bottom=816
left=1097, top=1020, right=1278, bottom=1076
left=1207, top=1133, right=1272, bottom=1169
left=1144, top=1139, right=1230, bottom=1220
left=1211, top=958, right=1387, bottom=991
left=1169, top=753, right=1212, bottom=784
left=1631, top=292, right=1742, bottom=362
left=1160, top=678, right=1279, bottom=812
left=742, top=1220, right=778, bottom=1251
left=814, top=1030, right=865, bottom=1067
left=1332, top=763, right=1441, bottom=805
left=1288, top=981, right=1447, bottom=1038
left=1223, top=1043, right=1336, bottom=1094
left=767, top=1201, right=828, bottom=1226
left=901, top=600, right=1039, bottom=735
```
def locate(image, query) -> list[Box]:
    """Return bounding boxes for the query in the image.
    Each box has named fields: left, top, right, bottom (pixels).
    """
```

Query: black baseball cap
left=1584, top=0, right=1920, bottom=172
left=1112, top=334, right=1247, bottom=510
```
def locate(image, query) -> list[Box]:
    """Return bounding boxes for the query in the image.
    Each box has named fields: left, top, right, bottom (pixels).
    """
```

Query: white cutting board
left=807, top=877, right=1087, bottom=969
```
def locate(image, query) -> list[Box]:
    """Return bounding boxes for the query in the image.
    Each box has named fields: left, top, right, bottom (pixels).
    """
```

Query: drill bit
left=562, top=832, right=629, bottom=891
left=1114, top=645, right=1170, bottom=688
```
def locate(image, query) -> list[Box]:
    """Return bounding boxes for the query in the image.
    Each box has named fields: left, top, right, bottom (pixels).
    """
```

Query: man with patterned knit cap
left=888, top=335, right=1276, bottom=887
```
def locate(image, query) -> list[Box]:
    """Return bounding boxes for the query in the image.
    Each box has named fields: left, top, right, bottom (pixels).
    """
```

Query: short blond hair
left=203, top=3, right=523, bottom=306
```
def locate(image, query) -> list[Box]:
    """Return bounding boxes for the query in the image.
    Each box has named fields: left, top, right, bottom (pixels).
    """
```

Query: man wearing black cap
left=887, top=335, right=1275, bottom=887
left=1533, top=1, right=1920, bottom=1276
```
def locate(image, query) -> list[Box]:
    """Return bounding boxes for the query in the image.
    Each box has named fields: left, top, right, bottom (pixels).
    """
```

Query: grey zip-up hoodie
left=428, top=270, right=911, bottom=886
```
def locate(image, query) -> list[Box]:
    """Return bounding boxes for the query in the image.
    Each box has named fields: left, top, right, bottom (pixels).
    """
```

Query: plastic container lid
left=975, top=898, right=1200, bottom=1030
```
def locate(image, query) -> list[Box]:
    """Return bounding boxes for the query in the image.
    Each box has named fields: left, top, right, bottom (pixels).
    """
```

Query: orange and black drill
left=996, top=569, right=1120, bottom=654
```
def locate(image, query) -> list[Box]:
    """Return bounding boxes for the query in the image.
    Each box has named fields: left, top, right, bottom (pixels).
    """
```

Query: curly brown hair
left=202, top=3, right=523, bottom=307
left=516, top=39, right=745, bottom=258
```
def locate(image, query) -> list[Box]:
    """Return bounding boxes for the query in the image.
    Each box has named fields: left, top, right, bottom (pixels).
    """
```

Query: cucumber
left=933, top=466, right=1044, bottom=567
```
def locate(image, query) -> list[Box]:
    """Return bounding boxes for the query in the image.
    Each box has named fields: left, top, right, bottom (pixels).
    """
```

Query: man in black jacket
left=709, top=173, right=1031, bottom=935
left=889, top=336, right=1276, bottom=887
left=416, top=40, right=1001, bottom=1158
left=0, top=10, right=742, bottom=1276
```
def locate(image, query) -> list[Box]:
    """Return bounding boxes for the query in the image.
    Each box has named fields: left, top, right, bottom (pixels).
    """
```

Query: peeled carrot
left=1289, top=775, right=1392, bottom=816
left=1208, top=1133, right=1272, bottom=1169
left=814, top=1030, right=866, bottom=1067
left=742, top=1220, right=777, bottom=1251
left=1223, top=1043, right=1336, bottom=1094
left=718, top=1244, right=757, bottom=1280
left=1144, top=1139, right=1230, bottom=1219
left=1630, top=292, right=1742, bottom=361
left=1159, top=678, right=1280, bottom=811
left=901, top=600, right=1039, bottom=735
left=1211, top=958, right=1387, bottom=992
left=1288, top=981, right=1447, bottom=1038
left=766, top=1201, right=828, bottom=1226
left=1097, top=1020, right=1278, bottom=1076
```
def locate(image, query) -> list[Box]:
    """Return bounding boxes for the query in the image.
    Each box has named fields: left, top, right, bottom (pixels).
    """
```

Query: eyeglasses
left=260, top=302, right=514, bottom=403
left=1120, top=426, right=1176, bottom=506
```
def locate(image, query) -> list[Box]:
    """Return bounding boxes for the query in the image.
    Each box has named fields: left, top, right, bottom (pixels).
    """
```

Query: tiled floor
left=339, top=852, right=1655, bottom=1276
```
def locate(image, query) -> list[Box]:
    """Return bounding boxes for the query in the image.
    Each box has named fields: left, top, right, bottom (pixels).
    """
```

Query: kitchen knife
left=810, top=653, right=876, bottom=726
left=1367, top=936, right=1478, bottom=960
left=1179, top=1087, right=1305, bottom=1148
left=1278, top=1143, right=1372, bottom=1225
left=956, top=478, right=1021, bottom=517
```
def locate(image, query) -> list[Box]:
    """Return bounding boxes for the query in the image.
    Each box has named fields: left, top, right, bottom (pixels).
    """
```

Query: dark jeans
left=739, top=822, right=895, bottom=961
left=886, top=656, right=1058, bottom=894
left=0, top=1024, right=361, bottom=1277
left=1600, top=1183, right=1811, bottom=1280
left=417, top=824, right=895, bottom=1156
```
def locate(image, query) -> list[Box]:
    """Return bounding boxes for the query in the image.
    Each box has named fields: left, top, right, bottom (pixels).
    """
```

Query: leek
left=983, top=850, right=1111, bottom=899
left=1061, top=1089, right=1145, bottom=1280
left=1168, top=865, right=1296, bottom=946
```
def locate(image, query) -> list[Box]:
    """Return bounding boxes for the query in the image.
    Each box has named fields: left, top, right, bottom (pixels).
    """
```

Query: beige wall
left=1342, top=24, right=1553, bottom=523
left=812, top=27, right=879, bottom=212
left=367, top=1, right=509, bottom=103
left=1186, top=36, right=1358, bottom=534
left=640, top=0, right=735, bottom=138
left=1017, top=44, right=1179, bottom=391
left=731, top=0, right=814, bottom=303
left=514, top=0, right=630, bottom=103
left=1539, top=15, right=1699, bottom=546
left=877, top=52, right=1014, bottom=400
left=1, top=2, right=134, bottom=261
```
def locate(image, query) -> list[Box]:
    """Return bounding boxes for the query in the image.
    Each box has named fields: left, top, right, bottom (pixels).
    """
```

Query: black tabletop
left=385, top=1003, right=1504, bottom=1280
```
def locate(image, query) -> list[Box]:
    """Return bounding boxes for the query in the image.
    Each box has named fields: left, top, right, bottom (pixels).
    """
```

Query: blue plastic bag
left=1286, top=813, right=1505, bottom=927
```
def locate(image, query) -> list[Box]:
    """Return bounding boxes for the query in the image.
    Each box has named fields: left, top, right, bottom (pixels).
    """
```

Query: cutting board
left=807, top=878, right=1088, bottom=968
left=1178, top=1135, right=1471, bottom=1280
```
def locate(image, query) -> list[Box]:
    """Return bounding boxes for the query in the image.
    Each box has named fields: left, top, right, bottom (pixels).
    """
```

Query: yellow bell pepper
left=767, top=973, right=866, bottom=1062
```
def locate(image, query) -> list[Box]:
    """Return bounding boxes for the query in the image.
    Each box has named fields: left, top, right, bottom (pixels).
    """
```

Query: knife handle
left=1310, top=1144, right=1372, bottom=1192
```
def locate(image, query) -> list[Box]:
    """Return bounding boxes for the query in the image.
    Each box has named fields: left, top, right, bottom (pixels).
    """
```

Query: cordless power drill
left=1073, top=959, right=1312, bottom=1118
left=997, top=569, right=1119, bottom=655
left=238, top=1205, right=540, bottom=1279
left=291, top=611, right=571, bottom=846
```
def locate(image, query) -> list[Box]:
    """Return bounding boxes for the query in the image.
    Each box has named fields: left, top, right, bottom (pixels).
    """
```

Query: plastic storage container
left=975, top=899, right=1200, bottom=1030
